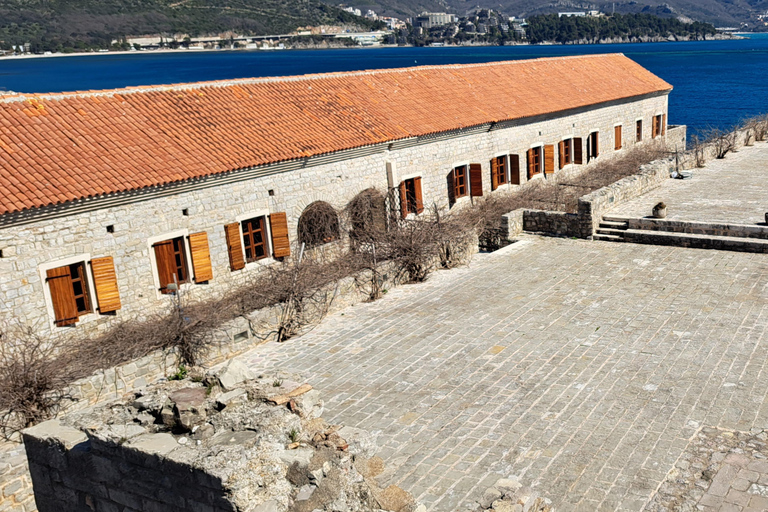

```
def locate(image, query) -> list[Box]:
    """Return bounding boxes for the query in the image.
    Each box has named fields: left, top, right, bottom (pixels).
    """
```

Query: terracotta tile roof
left=0, top=53, right=671, bottom=215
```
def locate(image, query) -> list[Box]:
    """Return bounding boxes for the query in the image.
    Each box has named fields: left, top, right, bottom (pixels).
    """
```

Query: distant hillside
left=0, top=0, right=383, bottom=52
left=525, top=13, right=718, bottom=44
left=339, top=0, right=768, bottom=28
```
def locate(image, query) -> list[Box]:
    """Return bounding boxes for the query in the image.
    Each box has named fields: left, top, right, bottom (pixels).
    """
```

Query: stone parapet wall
left=522, top=210, right=580, bottom=237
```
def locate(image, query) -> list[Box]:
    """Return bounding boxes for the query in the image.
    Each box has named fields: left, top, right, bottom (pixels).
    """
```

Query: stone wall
left=0, top=441, right=34, bottom=511
left=522, top=210, right=580, bottom=237
left=0, top=94, right=669, bottom=339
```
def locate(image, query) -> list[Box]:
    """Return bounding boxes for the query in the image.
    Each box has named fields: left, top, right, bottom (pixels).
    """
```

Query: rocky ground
left=646, top=426, right=768, bottom=512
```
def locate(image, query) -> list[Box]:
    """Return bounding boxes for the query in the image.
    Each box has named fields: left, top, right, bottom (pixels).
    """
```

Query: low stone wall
left=522, top=209, right=580, bottom=237
left=500, top=210, right=524, bottom=239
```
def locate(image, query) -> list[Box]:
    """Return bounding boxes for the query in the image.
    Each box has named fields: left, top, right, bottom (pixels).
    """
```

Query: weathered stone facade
left=0, top=94, right=669, bottom=339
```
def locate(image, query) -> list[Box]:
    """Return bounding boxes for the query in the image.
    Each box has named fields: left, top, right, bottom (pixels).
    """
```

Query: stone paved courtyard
left=610, top=142, right=768, bottom=225
left=241, top=236, right=768, bottom=511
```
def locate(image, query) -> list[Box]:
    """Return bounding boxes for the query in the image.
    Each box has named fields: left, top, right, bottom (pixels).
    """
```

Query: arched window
left=297, top=201, right=340, bottom=248
left=347, top=188, right=387, bottom=243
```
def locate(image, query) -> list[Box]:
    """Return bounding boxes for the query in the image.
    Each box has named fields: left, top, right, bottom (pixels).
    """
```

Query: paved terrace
left=242, top=237, right=768, bottom=511
left=609, top=142, right=768, bottom=224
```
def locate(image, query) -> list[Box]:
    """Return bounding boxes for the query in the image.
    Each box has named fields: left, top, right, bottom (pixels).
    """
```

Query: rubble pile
left=475, top=476, right=554, bottom=512
left=24, top=358, right=421, bottom=512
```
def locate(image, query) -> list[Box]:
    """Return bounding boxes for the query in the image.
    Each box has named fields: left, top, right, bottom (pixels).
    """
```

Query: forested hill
left=525, top=13, right=719, bottom=44
left=0, top=0, right=383, bottom=52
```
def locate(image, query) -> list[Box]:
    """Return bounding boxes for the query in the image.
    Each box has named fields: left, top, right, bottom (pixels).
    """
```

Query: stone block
left=216, top=359, right=255, bottom=390
left=126, top=433, right=179, bottom=456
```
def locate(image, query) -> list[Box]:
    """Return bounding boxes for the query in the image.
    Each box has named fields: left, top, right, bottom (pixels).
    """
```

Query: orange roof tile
left=0, top=53, right=671, bottom=216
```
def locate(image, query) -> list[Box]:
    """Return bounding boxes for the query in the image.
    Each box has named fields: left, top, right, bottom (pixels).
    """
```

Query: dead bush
left=690, top=134, right=707, bottom=168
left=751, top=114, right=768, bottom=142
left=0, top=325, right=75, bottom=439
left=703, top=126, right=737, bottom=159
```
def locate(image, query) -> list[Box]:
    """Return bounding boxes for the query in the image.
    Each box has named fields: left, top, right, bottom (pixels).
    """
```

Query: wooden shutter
left=469, top=163, right=483, bottom=197
left=46, top=266, right=78, bottom=326
left=91, top=256, right=121, bottom=313
left=558, top=141, right=565, bottom=170
left=662, top=114, right=667, bottom=135
left=490, top=158, right=499, bottom=191
left=153, top=240, right=177, bottom=292
left=526, top=148, right=535, bottom=179
left=573, top=138, right=583, bottom=164
left=224, top=223, right=245, bottom=271
left=544, top=145, right=555, bottom=175
left=188, top=232, right=213, bottom=282
left=510, top=154, right=520, bottom=185
left=446, top=170, right=456, bottom=206
left=269, top=212, right=291, bottom=258
left=593, top=132, right=599, bottom=157
left=615, top=125, right=622, bottom=150
left=413, top=177, right=424, bottom=214
left=652, top=117, right=659, bottom=138
left=399, top=181, right=408, bottom=219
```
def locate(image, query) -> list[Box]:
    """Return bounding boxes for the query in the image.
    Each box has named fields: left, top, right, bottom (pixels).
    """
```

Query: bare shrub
left=703, top=126, right=737, bottom=159
left=298, top=201, right=341, bottom=248
left=752, top=114, right=768, bottom=142
left=690, top=134, right=707, bottom=168
left=0, top=325, right=75, bottom=438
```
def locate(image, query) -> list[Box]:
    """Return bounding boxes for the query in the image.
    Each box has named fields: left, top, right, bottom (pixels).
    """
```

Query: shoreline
left=0, top=33, right=750, bottom=61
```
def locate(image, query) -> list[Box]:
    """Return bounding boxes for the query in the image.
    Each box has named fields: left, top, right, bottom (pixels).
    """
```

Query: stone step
left=602, top=216, right=768, bottom=240
left=621, top=229, right=768, bottom=254
left=599, top=220, right=629, bottom=230
left=594, top=233, right=624, bottom=242
left=595, top=227, right=627, bottom=236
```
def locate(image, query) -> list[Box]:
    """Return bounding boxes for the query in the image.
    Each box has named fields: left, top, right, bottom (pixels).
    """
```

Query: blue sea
left=1, top=34, right=767, bottom=137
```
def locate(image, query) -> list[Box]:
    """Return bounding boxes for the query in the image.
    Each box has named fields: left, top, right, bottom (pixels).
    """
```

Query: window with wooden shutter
left=400, top=177, right=423, bottom=216
left=241, top=217, right=268, bottom=262
left=91, top=256, right=121, bottom=313
left=558, top=141, right=565, bottom=170
left=153, top=238, right=188, bottom=293
left=491, top=156, right=507, bottom=190
left=453, top=165, right=467, bottom=198
left=446, top=170, right=456, bottom=206
left=636, top=120, right=643, bottom=142
left=469, top=163, right=483, bottom=196
left=544, top=145, right=555, bottom=175
left=615, top=125, right=622, bottom=150
left=46, top=266, right=79, bottom=327
left=573, top=138, right=583, bottom=164
left=591, top=132, right=599, bottom=158
left=510, top=154, right=520, bottom=185
left=652, top=116, right=659, bottom=138
left=188, top=232, right=213, bottom=282
left=269, top=212, right=291, bottom=258
left=413, top=177, right=424, bottom=214
left=662, top=114, right=667, bottom=135
left=224, top=223, right=246, bottom=271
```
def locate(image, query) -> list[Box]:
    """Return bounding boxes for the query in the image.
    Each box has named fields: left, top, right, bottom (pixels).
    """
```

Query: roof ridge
left=0, top=53, right=626, bottom=103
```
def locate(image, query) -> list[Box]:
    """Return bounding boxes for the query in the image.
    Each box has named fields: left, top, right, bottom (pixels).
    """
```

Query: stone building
left=0, top=54, right=672, bottom=338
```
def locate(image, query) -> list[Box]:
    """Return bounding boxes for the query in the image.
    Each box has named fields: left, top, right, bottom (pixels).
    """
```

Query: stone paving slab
left=240, top=236, right=768, bottom=511
left=608, top=142, right=768, bottom=225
